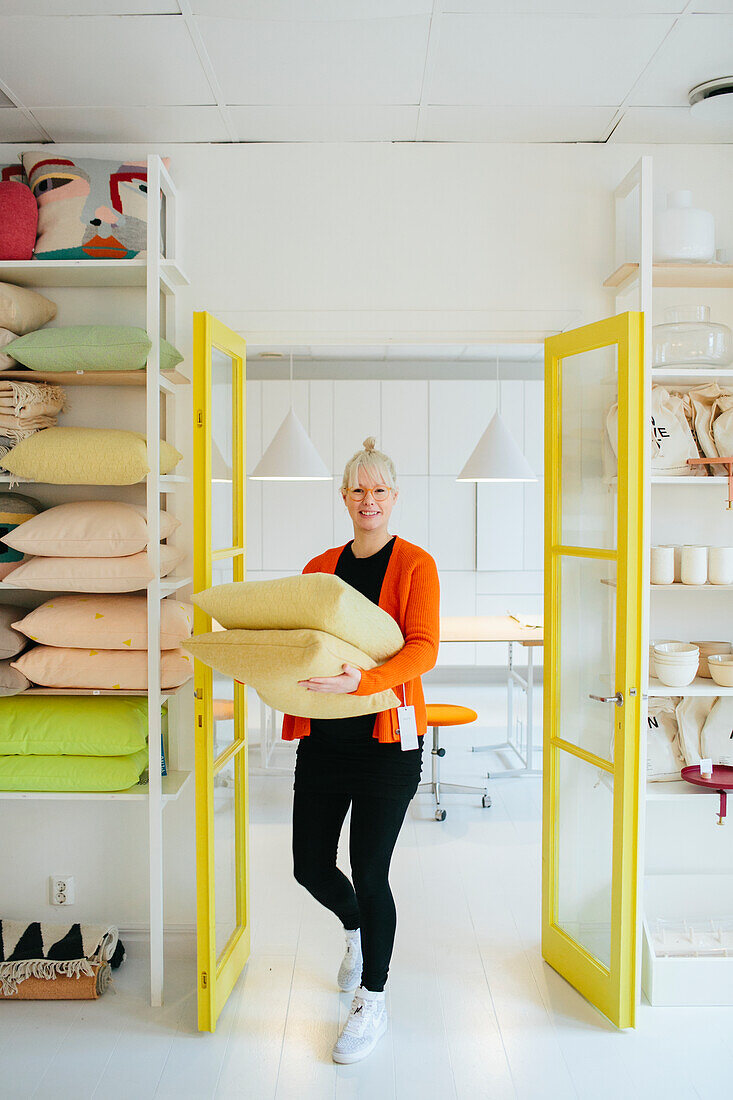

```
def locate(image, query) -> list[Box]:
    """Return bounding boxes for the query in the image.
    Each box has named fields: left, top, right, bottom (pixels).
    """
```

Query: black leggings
left=292, top=785, right=413, bottom=992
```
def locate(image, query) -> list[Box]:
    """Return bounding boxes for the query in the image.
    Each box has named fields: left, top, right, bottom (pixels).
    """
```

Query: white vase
left=681, top=544, right=708, bottom=585
left=654, top=190, right=715, bottom=263
left=708, top=547, right=733, bottom=585
left=650, top=545, right=675, bottom=585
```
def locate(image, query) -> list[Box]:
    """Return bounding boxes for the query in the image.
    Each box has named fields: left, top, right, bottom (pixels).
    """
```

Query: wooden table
left=439, top=615, right=544, bottom=778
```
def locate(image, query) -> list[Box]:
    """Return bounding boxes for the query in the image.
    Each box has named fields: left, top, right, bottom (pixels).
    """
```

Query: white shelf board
left=646, top=780, right=720, bottom=801
left=0, top=258, right=188, bottom=291
left=605, top=261, right=733, bottom=291
left=159, top=575, right=192, bottom=595
left=0, top=579, right=190, bottom=598
left=21, top=684, right=190, bottom=698
left=651, top=582, right=733, bottom=590
left=653, top=368, right=733, bottom=385
left=0, top=474, right=187, bottom=489
left=0, top=769, right=191, bottom=802
left=651, top=476, right=731, bottom=485
left=648, top=676, right=733, bottom=696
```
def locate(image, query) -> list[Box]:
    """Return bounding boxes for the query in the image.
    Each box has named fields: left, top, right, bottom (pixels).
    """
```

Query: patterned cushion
left=13, top=595, right=193, bottom=651
left=12, top=645, right=193, bottom=691
left=21, top=152, right=168, bottom=261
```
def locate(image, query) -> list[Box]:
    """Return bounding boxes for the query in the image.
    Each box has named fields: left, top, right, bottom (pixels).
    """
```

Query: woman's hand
left=299, top=663, right=362, bottom=694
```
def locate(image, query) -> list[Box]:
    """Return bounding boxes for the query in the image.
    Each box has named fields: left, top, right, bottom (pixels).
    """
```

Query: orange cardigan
left=281, top=536, right=440, bottom=744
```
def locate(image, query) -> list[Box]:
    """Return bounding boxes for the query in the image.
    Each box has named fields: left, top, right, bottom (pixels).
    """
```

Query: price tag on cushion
left=397, top=694, right=419, bottom=751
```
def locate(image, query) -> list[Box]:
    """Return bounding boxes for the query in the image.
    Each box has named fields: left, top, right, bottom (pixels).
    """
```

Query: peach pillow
left=13, top=595, right=193, bottom=651
left=12, top=645, right=193, bottom=690
left=1, top=501, right=180, bottom=558
left=3, top=545, right=182, bottom=593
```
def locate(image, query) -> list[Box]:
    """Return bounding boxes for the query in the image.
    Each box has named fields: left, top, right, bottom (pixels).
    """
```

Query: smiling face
left=342, top=469, right=398, bottom=536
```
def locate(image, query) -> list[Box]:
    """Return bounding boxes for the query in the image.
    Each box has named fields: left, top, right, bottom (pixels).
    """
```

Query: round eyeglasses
left=344, top=485, right=391, bottom=502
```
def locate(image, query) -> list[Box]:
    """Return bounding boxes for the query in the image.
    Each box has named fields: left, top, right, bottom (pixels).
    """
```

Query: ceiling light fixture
left=689, top=76, right=733, bottom=121
left=456, top=354, right=537, bottom=483
left=249, top=353, right=332, bottom=481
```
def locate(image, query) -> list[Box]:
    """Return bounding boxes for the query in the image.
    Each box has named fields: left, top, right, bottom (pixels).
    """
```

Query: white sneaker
left=337, top=928, right=362, bottom=992
left=332, top=987, right=388, bottom=1064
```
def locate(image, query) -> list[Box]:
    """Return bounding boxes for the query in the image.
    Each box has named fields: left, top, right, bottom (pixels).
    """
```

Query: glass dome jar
left=653, top=306, right=733, bottom=368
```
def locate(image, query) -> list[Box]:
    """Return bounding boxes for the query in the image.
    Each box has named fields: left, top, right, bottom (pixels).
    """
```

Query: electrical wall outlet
left=50, top=875, right=75, bottom=906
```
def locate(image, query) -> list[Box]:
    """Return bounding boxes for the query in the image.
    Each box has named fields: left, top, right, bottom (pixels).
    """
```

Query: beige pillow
left=184, top=628, right=400, bottom=719
left=0, top=282, right=57, bottom=336
left=193, top=574, right=404, bottom=663
left=0, top=602, right=31, bottom=658
left=1, top=427, right=182, bottom=485
left=13, top=645, right=193, bottom=690
left=14, top=594, right=193, bottom=651
left=2, top=500, right=180, bottom=557
left=3, top=545, right=182, bottom=593
left=0, top=327, right=18, bottom=368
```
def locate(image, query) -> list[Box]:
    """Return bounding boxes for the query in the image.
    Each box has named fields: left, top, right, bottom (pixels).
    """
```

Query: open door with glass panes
left=543, top=312, right=644, bottom=1029
left=193, top=311, right=249, bottom=1031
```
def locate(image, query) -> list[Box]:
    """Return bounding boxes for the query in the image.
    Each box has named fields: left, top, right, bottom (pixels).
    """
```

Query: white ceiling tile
left=31, top=105, right=229, bottom=142
left=0, top=16, right=214, bottom=107
left=228, top=104, right=418, bottom=141
left=0, top=2, right=181, bottom=10
left=610, top=106, right=733, bottom=142
left=690, top=1, right=733, bottom=9
left=441, top=1, right=685, bottom=11
left=0, top=107, right=46, bottom=141
left=385, top=345, right=468, bottom=359
left=191, top=1, right=432, bottom=15
left=420, top=105, right=617, bottom=141
left=628, top=14, right=733, bottom=106
left=197, top=15, right=430, bottom=104
left=429, top=14, right=674, bottom=106
left=307, top=346, right=388, bottom=359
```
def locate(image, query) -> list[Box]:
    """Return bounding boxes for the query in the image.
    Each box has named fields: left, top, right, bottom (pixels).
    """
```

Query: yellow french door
left=543, top=312, right=644, bottom=1029
left=193, top=311, right=249, bottom=1031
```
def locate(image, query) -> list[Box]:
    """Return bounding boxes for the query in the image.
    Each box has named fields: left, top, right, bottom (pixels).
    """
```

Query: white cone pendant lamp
left=249, top=354, right=332, bottom=481
left=456, top=354, right=537, bottom=483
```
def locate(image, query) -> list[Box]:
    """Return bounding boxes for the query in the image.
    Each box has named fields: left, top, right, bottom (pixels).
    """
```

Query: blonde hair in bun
left=341, top=436, right=397, bottom=492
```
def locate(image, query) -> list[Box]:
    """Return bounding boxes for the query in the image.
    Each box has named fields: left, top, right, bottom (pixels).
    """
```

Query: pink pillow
left=13, top=595, right=193, bottom=651
left=12, top=645, right=193, bottom=690
left=0, top=181, right=38, bottom=260
left=1, top=501, right=180, bottom=558
left=3, top=545, right=182, bottom=593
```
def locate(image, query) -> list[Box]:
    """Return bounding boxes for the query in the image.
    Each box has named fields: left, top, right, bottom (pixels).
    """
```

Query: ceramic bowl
left=653, top=642, right=699, bottom=658
left=654, top=662, right=699, bottom=687
left=691, top=640, right=733, bottom=678
left=649, top=640, right=682, bottom=678
left=707, top=654, right=733, bottom=687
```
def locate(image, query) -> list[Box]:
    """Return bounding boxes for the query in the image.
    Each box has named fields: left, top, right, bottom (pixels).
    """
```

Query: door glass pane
left=211, top=347, right=234, bottom=553
left=561, top=346, right=617, bottom=551
left=212, top=670, right=236, bottom=758
left=211, top=555, right=234, bottom=594
left=214, top=754, right=238, bottom=959
left=556, top=750, right=613, bottom=969
left=560, top=555, right=616, bottom=763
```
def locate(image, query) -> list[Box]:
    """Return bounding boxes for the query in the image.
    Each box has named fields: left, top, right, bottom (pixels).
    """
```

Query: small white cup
left=708, top=547, right=733, bottom=585
left=680, top=545, right=708, bottom=585
left=651, top=545, right=675, bottom=585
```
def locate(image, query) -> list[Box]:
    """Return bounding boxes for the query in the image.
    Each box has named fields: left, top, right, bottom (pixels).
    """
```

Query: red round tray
left=681, top=764, right=733, bottom=790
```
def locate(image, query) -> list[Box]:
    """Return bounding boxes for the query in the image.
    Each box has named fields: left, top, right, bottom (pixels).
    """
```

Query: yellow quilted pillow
left=2, top=427, right=182, bottom=485
left=184, top=628, right=400, bottom=719
left=193, top=574, right=404, bottom=662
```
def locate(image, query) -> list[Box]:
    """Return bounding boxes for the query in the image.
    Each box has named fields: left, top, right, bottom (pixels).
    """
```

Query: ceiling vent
left=689, top=77, right=733, bottom=120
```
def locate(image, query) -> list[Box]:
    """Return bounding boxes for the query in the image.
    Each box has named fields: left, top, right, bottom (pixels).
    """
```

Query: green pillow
left=0, top=695, right=149, bottom=755
left=5, top=326, right=184, bottom=373
left=0, top=748, right=149, bottom=792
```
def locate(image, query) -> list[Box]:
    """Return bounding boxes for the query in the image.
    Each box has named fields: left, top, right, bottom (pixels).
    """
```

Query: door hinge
left=201, top=971, right=208, bottom=989
left=196, top=409, right=203, bottom=428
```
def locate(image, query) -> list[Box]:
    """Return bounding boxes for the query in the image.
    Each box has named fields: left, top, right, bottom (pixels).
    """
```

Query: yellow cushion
left=184, top=628, right=400, bottom=719
left=193, top=574, right=404, bottom=663
left=1, top=427, right=182, bottom=486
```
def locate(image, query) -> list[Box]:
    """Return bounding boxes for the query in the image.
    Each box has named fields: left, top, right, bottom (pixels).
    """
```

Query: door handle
left=589, top=692, right=624, bottom=707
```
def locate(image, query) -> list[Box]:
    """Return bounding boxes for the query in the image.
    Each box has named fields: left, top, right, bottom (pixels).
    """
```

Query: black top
left=309, top=536, right=397, bottom=741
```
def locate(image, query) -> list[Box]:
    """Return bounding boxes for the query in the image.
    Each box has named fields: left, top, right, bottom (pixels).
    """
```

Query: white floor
left=3, top=684, right=733, bottom=1099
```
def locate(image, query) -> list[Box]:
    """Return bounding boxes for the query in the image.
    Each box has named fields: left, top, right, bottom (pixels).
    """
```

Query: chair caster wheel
left=435, top=808, right=446, bottom=821
left=482, top=795, right=492, bottom=808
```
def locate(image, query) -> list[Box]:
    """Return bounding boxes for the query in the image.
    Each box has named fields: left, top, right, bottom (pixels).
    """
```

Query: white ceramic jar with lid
left=654, top=190, right=715, bottom=263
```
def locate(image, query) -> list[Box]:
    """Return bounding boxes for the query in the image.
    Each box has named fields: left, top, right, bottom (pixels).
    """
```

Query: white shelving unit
left=610, top=157, right=733, bottom=1008
left=0, top=156, right=190, bottom=1007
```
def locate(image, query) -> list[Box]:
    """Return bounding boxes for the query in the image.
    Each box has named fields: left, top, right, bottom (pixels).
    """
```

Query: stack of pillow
left=184, top=574, right=404, bottom=719
left=0, top=602, right=32, bottom=696
left=0, top=501, right=193, bottom=691
left=0, top=696, right=150, bottom=792
left=0, top=500, right=184, bottom=593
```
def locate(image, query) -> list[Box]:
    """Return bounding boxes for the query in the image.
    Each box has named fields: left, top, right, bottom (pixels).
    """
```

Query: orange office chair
left=418, top=704, right=491, bottom=821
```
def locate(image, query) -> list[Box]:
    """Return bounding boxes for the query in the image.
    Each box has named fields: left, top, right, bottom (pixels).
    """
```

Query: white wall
left=0, top=139, right=731, bottom=929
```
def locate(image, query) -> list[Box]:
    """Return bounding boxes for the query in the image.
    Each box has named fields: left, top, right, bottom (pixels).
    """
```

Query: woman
left=281, top=437, right=440, bottom=1065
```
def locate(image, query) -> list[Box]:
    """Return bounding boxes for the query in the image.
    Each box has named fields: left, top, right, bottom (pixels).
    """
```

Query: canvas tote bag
left=675, top=695, right=717, bottom=766
left=606, top=385, right=702, bottom=475
left=700, top=697, right=733, bottom=766
left=647, top=698, right=686, bottom=781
